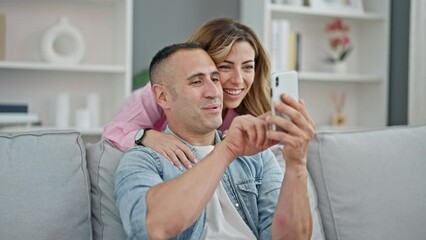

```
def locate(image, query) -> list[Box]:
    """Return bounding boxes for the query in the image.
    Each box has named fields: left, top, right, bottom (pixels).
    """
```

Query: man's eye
left=212, top=77, right=220, bottom=82
left=191, top=80, right=202, bottom=85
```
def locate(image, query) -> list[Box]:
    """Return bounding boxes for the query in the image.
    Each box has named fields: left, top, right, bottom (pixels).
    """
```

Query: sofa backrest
left=307, top=125, right=426, bottom=240
left=86, top=139, right=126, bottom=240
left=0, top=130, right=92, bottom=240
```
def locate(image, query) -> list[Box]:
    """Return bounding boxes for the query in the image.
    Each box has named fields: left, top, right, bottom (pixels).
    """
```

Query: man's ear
left=152, top=83, right=171, bottom=110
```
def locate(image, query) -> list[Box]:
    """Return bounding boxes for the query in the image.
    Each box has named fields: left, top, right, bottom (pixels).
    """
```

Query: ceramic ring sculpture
left=41, top=16, right=85, bottom=65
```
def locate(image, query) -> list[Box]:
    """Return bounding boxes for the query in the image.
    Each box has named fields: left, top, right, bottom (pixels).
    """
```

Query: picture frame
left=310, top=0, right=364, bottom=13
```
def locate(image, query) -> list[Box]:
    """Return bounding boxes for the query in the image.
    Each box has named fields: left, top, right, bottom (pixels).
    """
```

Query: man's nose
left=204, top=79, right=222, bottom=98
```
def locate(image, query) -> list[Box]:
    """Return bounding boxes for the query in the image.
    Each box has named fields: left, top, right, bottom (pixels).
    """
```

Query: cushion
left=0, top=130, right=92, bottom=240
left=307, top=125, right=426, bottom=240
left=270, top=145, right=325, bottom=240
left=86, top=139, right=126, bottom=240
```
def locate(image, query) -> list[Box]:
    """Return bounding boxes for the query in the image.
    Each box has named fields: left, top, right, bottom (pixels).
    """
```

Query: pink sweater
left=102, top=82, right=239, bottom=152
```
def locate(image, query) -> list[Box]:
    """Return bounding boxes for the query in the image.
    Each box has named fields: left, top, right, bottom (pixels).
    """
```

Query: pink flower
left=325, top=18, right=353, bottom=63
left=326, top=18, right=349, bottom=32
left=341, top=36, right=350, bottom=46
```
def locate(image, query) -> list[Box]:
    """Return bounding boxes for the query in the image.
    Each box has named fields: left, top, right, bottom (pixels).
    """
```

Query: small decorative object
left=325, top=18, right=353, bottom=73
left=273, top=0, right=286, bottom=4
left=331, top=91, right=347, bottom=127
left=284, top=0, right=304, bottom=6
left=75, top=108, right=91, bottom=129
left=41, top=16, right=85, bottom=65
left=55, top=92, right=70, bottom=128
left=86, top=93, right=100, bottom=128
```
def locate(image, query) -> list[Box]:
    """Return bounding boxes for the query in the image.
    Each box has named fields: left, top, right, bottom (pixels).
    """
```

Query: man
left=114, top=42, right=315, bottom=239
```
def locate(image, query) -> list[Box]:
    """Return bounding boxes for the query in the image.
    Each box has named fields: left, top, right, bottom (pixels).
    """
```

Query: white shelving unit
left=0, top=0, right=133, bottom=136
left=240, top=0, right=390, bottom=129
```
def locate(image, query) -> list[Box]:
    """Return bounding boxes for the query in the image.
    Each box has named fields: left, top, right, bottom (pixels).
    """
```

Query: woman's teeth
left=224, top=89, right=242, bottom=95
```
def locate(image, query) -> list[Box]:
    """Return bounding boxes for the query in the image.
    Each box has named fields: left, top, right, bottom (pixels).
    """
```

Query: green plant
left=132, top=68, right=150, bottom=90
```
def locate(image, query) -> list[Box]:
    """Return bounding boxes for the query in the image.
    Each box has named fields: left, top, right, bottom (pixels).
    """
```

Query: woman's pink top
left=102, top=82, right=239, bottom=152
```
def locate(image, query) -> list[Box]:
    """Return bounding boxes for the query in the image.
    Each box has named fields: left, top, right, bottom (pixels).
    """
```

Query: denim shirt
left=114, top=128, right=284, bottom=240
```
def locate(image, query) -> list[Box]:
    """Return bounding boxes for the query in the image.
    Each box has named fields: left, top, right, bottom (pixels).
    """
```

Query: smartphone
left=270, top=71, right=299, bottom=130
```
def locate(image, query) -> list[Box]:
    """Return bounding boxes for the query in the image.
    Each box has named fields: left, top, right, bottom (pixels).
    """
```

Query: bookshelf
left=240, top=0, right=390, bottom=129
left=0, top=0, right=133, bottom=137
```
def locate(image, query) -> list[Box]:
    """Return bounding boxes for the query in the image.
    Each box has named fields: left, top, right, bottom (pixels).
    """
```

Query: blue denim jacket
left=114, top=128, right=284, bottom=240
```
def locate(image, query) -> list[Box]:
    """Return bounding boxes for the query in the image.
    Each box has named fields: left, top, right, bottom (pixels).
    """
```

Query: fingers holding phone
left=268, top=71, right=315, bottom=146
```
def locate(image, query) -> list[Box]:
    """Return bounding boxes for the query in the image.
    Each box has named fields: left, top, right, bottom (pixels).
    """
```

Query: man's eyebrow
left=187, top=71, right=220, bottom=80
left=187, top=73, right=205, bottom=80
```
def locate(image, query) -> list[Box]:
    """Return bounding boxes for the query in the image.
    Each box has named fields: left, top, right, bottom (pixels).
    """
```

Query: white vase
left=41, top=16, right=85, bottom=65
left=285, top=0, right=304, bottom=6
left=332, top=61, right=348, bottom=73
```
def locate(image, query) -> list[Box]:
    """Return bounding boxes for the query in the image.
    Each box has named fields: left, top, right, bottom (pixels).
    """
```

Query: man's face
left=166, top=49, right=223, bottom=135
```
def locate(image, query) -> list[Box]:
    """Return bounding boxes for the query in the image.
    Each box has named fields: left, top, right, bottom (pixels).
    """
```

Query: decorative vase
left=285, top=0, right=304, bottom=6
left=41, top=16, right=85, bottom=65
left=332, top=61, right=348, bottom=73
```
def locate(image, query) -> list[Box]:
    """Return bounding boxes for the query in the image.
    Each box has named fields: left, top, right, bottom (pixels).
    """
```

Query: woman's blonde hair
left=188, top=18, right=271, bottom=117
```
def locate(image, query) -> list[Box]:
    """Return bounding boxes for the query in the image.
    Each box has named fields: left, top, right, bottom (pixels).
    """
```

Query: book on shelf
left=288, top=31, right=301, bottom=71
left=0, top=103, right=39, bottom=128
left=270, top=19, right=301, bottom=73
left=0, top=103, right=28, bottom=113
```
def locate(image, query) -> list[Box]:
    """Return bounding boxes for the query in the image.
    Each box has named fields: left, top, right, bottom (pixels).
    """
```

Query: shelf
left=298, top=71, right=382, bottom=83
left=269, top=4, right=384, bottom=20
left=241, top=0, right=389, bottom=129
left=0, top=61, right=126, bottom=73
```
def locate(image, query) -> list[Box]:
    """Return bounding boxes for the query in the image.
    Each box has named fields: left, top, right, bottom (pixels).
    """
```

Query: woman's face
left=216, top=41, right=255, bottom=110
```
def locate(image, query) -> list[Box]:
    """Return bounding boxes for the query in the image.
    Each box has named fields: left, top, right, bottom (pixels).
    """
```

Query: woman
left=103, top=18, right=271, bottom=169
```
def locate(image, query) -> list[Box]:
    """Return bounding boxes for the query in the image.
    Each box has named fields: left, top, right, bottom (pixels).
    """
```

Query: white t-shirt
left=194, top=145, right=257, bottom=240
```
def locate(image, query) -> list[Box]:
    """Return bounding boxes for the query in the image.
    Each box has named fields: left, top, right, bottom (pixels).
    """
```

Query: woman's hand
left=141, top=130, right=198, bottom=170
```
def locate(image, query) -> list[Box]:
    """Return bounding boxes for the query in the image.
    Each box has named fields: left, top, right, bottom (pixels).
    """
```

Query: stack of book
left=0, top=103, right=39, bottom=128
left=270, top=19, right=301, bottom=73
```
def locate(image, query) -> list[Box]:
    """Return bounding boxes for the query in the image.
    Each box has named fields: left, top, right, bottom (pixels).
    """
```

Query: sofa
left=0, top=125, right=425, bottom=240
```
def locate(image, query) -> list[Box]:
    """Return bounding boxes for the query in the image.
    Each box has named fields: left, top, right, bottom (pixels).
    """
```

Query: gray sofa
left=1, top=125, right=425, bottom=240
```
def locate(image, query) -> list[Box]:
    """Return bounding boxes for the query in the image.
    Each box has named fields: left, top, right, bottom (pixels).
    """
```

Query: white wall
left=133, top=0, right=240, bottom=75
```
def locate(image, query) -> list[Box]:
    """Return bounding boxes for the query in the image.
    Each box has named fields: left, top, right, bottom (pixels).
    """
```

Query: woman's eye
left=218, top=65, right=231, bottom=70
left=244, top=65, right=254, bottom=70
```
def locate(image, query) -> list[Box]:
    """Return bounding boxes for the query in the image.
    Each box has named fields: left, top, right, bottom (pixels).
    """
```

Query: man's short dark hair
left=149, top=42, right=202, bottom=84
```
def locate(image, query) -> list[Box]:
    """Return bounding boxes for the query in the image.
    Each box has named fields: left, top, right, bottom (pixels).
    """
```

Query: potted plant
left=325, top=18, right=353, bottom=73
